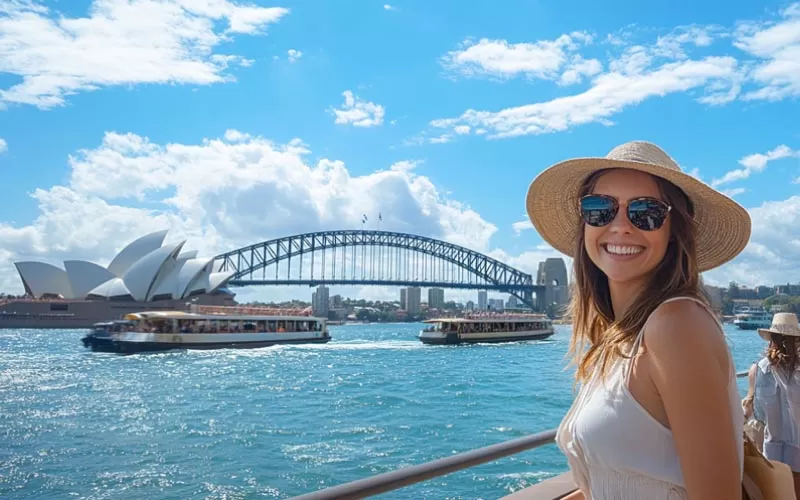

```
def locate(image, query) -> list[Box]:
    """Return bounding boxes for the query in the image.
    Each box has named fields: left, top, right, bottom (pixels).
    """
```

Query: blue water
left=0, top=323, right=764, bottom=499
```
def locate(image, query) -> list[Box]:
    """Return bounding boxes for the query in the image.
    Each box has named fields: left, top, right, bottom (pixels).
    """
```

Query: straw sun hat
left=525, top=141, right=752, bottom=272
left=758, top=312, right=800, bottom=341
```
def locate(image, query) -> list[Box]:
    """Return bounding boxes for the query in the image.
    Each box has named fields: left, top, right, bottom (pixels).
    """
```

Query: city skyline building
left=406, top=286, right=421, bottom=315
left=428, top=287, right=445, bottom=309
left=312, top=285, right=330, bottom=317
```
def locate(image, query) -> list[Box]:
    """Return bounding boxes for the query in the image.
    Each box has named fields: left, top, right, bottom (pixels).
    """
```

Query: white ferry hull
left=418, top=329, right=554, bottom=345
left=82, top=330, right=331, bottom=354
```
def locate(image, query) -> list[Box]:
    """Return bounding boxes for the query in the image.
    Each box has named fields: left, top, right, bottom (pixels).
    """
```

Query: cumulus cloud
left=2, top=128, right=797, bottom=300
left=440, top=32, right=601, bottom=84
left=287, top=49, right=302, bottom=63
left=0, top=0, right=288, bottom=109
left=512, top=219, right=533, bottom=236
left=423, top=6, right=799, bottom=143
left=0, top=130, right=498, bottom=297
left=430, top=56, right=737, bottom=139
left=330, top=90, right=385, bottom=127
left=0, top=138, right=6, bottom=153
left=704, top=195, right=800, bottom=288
left=734, top=3, right=800, bottom=101
left=713, top=145, right=799, bottom=187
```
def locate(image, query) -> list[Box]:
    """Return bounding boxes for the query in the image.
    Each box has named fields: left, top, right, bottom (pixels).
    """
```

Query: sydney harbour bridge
left=213, top=230, right=555, bottom=311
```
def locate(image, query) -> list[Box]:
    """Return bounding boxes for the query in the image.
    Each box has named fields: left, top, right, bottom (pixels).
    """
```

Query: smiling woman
left=524, top=141, right=752, bottom=500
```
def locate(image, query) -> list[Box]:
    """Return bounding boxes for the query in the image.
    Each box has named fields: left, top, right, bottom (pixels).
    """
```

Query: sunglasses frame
left=579, top=194, right=672, bottom=231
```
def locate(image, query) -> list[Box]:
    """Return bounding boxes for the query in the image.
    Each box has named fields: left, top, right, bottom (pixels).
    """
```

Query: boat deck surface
left=500, top=472, right=576, bottom=499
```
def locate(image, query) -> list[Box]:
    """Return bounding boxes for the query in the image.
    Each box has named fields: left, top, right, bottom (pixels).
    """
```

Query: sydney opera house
left=0, top=230, right=236, bottom=328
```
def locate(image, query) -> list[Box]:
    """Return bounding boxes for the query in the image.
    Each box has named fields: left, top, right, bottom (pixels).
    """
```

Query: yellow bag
left=742, top=433, right=795, bottom=500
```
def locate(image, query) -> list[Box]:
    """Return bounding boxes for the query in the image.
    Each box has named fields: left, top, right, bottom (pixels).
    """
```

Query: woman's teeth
left=605, top=244, right=644, bottom=255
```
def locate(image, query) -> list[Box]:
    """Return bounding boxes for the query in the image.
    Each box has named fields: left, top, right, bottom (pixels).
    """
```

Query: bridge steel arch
left=213, top=230, right=543, bottom=310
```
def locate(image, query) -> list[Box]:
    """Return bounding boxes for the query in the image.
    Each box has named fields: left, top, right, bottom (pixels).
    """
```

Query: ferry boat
left=732, top=305, right=773, bottom=330
left=418, top=313, right=554, bottom=345
left=81, top=304, right=330, bottom=354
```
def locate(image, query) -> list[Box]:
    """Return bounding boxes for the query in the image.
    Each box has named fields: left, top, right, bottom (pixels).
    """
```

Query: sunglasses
left=579, top=194, right=672, bottom=231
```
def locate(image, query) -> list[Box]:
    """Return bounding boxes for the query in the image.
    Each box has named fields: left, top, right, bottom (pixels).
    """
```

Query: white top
left=555, top=296, right=744, bottom=499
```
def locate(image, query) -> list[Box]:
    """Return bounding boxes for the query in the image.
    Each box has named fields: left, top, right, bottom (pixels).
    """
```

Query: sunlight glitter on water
left=0, top=322, right=765, bottom=499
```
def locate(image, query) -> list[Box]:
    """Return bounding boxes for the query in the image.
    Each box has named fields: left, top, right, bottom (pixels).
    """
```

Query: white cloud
left=383, top=4, right=396, bottom=11
left=0, top=0, right=288, bottom=109
left=488, top=245, right=573, bottom=284
left=721, top=187, right=746, bottom=198
left=0, top=138, right=6, bottom=153
left=558, top=55, right=603, bottom=85
left=712, top=145, right=799, bottom=187
left=0, top=130, right=498, bottom=297
left=287, top=49, right=302, bottom=63
left=704, top=195, right=800, bottom=288
left=330, top=90, right=385, bottom=127
left=425, top=7, right=800, bottom=143
left=653, top=26, right=718, bottom=59
left=431, top=56, right=737, bottom=139
left=735, top=3, right=800, bottom=101
left=512, top=219, right=533, bottom=235
left=441, top=32, right=600, bottom=83
left=2, top=128, right=796, bottom=302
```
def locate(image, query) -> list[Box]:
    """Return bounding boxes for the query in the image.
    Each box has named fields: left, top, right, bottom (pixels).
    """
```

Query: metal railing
left=290, top=369, right=751, bottom=499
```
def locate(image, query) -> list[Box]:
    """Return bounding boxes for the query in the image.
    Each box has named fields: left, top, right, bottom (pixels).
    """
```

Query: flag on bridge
left=362, top=214, right=368, bottom=223
left=379, top=213, right=382, bottom=221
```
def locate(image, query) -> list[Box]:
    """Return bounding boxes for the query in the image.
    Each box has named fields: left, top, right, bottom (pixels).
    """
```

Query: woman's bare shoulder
left=643, top=298, right=730, bottom=376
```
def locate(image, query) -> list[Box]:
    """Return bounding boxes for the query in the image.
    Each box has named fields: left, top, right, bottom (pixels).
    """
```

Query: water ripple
left=0, top=323, right=764, bottom=499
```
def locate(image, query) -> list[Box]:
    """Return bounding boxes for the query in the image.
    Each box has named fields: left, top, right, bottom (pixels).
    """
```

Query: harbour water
left=1, top=323, right=764, bottom=499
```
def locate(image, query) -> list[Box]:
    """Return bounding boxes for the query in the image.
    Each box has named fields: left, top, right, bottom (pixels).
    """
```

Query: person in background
left=745, top=312, right=800, bottom=499
left=525, top=141, right=751, bottom=499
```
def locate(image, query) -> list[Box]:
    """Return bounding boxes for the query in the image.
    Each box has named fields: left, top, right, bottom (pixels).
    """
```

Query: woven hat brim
left=525, top=157, right=752, bottom=272
left=757, top=327, right=800, bottom=341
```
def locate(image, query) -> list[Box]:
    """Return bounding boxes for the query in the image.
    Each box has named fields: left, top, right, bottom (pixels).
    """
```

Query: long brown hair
left=767, top=334, right=800, bottom=372
left=568, top=168, right=706, bottom=383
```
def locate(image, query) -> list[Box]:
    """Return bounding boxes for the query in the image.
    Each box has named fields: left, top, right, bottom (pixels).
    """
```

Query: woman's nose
left=607, top=205, right=634, bottom=233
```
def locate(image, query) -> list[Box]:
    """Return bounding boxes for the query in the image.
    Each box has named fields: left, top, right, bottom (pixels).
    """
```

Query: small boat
left=418, top=312, right=554, bottom=345
left=81, top=304, right=330, bottom=354
left=732, top=306, right=773, bottom=330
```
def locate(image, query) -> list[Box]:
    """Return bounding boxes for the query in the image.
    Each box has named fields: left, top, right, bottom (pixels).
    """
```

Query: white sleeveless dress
left=555, top=296, right=744, bottom=499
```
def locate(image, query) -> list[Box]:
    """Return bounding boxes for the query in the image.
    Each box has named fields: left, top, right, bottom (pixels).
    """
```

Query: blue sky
left=0, top=0, right=798, bottom=303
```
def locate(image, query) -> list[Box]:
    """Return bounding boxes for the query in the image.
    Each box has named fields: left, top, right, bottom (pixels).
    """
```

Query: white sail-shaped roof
left=122, top=241, right=185, bottom=301
left=175, top=258, right=213, bottom=298
left=146, top=253, right=197, bottom=301
left=146, top=258, right=184, bottom=301
left=107, top=229, right=168, bottom=277
left=178, top=250, right=198, bottom=260
left=13, top=229, right=231, bottom=303
left=208, top=271, right=235, bottom=294
left=14, top=262, right=74, bottom=298
left=87, top=277, right=133, bottom=299
left=183, top=263, right=212, bottom=297
left=64, top=260, right=116, bottom=299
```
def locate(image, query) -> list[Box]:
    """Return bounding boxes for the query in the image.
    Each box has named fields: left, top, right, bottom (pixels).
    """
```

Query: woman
left=525, top=141, right=751, bottom=499
left=744, top=312, right=800, bottom=499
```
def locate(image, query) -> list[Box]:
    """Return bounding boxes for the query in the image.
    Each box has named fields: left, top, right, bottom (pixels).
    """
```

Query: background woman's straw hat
left=525, top=141, right=752, bottom=272
left=758, top=312, right=800, bottom=341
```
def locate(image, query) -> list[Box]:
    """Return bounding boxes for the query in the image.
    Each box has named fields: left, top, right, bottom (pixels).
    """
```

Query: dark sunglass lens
left=629, top=199, right=669, bottom=230
left=580, top=196, right=616, bottom=227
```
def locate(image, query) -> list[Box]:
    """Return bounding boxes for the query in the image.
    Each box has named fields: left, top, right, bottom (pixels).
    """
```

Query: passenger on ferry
left=744, top=312, right=800, bottom=499
left=525, top=141, right=751, bottom=499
